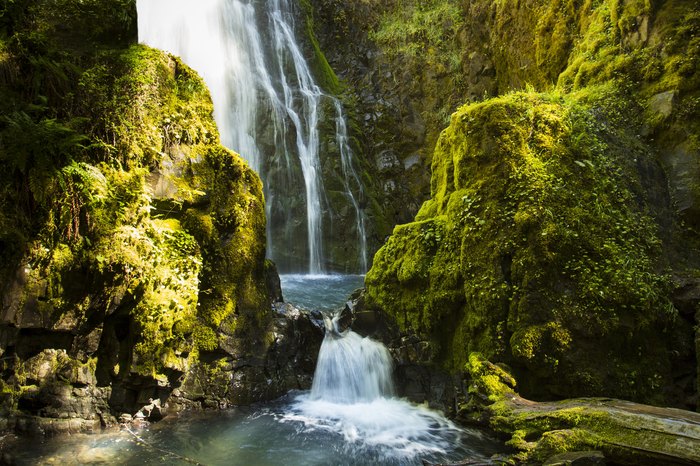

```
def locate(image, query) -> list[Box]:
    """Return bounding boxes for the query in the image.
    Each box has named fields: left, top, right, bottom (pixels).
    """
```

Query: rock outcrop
left=307, top=0, right=700, bottom=268
left=311, top=0, right=700, bottom=410
left=364, top=90, right=697, bottom=407
left=0, top=0, right=323, bottom=434
left=462, top=353, right=700, bottom=465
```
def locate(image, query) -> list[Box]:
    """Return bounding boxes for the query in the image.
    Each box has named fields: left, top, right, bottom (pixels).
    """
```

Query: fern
left=0, top=111, right=88, bottom=175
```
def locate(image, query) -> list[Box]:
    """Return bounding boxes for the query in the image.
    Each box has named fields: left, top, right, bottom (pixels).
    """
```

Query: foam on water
left=283, top=395, right=468, bottom=461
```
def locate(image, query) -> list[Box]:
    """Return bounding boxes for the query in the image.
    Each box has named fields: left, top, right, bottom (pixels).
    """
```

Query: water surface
left=6, top=394, right=502, bottom=465
left=279, top=274, right=365, bottom=311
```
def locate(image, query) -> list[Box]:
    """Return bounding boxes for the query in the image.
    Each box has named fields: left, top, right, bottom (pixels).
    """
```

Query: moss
left=0, top=0, right=273, bottom=408
left=464, top=353, right=700, bottom=464
left=465, top=353, right=517, bottom=403
left=370, top=0, right=464, bottom=72
left=366, top=89, right=685, bottom=402
left=298, top=0, right=342, bottom=94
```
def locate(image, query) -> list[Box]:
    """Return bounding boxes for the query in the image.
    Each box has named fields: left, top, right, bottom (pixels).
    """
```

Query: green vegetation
left=0, top=0, right=271, bottom=413
left=366, top=88, right=690, bottom=402
left=463, top=353, right=700, bottom=464
left=362, top=0, right=700, bottom=407
left=299, top=0, right=343, bottom=94
left=371, top=0, right=463, bottom=72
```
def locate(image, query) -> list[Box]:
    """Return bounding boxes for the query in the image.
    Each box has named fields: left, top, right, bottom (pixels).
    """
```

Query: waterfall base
left=285, top=394, right=482, bottom=462
left=2, top=394, right=503, bottom=465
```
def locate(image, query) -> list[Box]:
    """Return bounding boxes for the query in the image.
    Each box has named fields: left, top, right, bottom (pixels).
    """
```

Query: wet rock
left=265, top=260, right=284, bottom=303
left=543, top=451, right=606, bottom=466
left=403, top=153, right=421, bottom=170
left=672, top=275, right=700, bottom=316
left=660, top=143, right=700, bottom=225
left=136, top=398, right=163, bottom=422
left=376, top=150, right=401, bottom=172
left=266, top=303, right=324, bottom=391
left=648, top=90, right=676, bottom=120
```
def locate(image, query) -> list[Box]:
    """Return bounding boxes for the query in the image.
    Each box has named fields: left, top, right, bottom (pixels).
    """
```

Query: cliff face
left=303, top=0, right=700, bottom=407
left=366, top=90, right=694, bottom=404
left=0, top=0, right=320, bottom=433
left=310, top=0, right=700, bottom=251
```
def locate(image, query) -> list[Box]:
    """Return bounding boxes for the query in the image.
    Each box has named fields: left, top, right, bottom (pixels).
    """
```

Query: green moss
left=0, top=0, right=272, bottom=404
left=464, top=353, right=700, bottom=464
left=465, top=353, right=517, bottom=403
left=366, top=89, right=683, bottom=401
left=370, top=0, right=463, bottom=72
left=298, top=0, right=342, bottom=94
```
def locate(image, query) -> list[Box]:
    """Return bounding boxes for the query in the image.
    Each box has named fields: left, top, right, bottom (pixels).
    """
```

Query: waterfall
left=334, top=99, right=368, bottom=272
left=137, top=0, right=367, bottom=273
left=311, top=313, right=393, bottom=403
left=287, top=308, right=473, bottom=460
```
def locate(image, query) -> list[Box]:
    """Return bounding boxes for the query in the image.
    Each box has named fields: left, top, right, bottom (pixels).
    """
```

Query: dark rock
left=265, top=260, right=284, bottom=303
left=672, top=275, right=700, bottom=316
left=376, top=150, right=401, bottom=172
left=543, top=451, right=606, bottom=466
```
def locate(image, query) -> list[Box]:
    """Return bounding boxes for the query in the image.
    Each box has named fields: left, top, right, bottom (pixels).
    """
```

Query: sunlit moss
left=366, top=89, right=682, bottom=401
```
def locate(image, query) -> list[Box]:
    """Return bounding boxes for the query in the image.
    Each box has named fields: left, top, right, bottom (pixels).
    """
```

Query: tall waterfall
left=137, top=0, right=367, bottom=273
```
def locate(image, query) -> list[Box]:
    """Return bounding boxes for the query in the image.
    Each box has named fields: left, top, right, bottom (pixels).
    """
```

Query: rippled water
left=279, top=274, right=365, bottom=311
left=6, top=394, right=502, bottom=465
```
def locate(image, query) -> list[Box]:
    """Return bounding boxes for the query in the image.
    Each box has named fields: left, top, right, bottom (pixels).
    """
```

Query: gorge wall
left=1, top=0, right=699, bottom=436
left=303, top=0, right=700, bottom=409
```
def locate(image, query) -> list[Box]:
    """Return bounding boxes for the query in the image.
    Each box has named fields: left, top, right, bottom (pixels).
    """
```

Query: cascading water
left=310, top=313, right=393, bottom=403
left=137, top=0, right=368, bottom=273
left=283, top=303, right=486, bottom=462
left=334, top=99, right=368, bottom=272
left=12, top=277, right=503, bottom=465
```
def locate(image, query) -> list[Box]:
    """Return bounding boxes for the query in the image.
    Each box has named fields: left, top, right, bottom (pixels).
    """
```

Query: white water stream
left=286, top=321, right=469, bottom=460
left=137, top=0, right=367, bottom=273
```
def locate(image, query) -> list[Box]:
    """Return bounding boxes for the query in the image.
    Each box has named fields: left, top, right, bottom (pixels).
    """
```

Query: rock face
left=0, top=0, right=322, bottom=433
left=463, top=353, right=700, bottom=465
left=307, top=0, right=700, bottom=409
left=364, top=91, right=697, bottom=407
left=307, top=0, right=700, bottom=266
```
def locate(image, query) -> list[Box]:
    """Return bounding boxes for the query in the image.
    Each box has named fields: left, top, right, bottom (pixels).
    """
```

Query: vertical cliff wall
left=303, top=0, right=700, bottom=407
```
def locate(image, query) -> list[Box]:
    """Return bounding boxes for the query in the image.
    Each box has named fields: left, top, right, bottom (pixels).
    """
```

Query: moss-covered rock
left=462, top=353, right=700, bottom=465
left=365, top=89, right=694, bottom=404
left=310, top=0, right=700, bottom=267
left=0, top=0, right=306, bottom=431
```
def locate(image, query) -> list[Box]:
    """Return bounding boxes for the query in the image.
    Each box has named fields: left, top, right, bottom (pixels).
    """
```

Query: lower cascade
left=309, top=321, right=394, bottom=404
left=4, top=275, right=501, bottom=464
left=277, top=276, right=499, bottom=463
left=287, top=312, right=465, bottom=460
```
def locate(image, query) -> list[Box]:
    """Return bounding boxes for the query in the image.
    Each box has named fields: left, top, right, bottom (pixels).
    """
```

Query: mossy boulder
left=462, top=353, right=700, bottom=465
left=365, top=90, right=694, bottom=404
left=309, top=0, right=700, bottom=265
left=0, top=0, right=303, bottom=429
